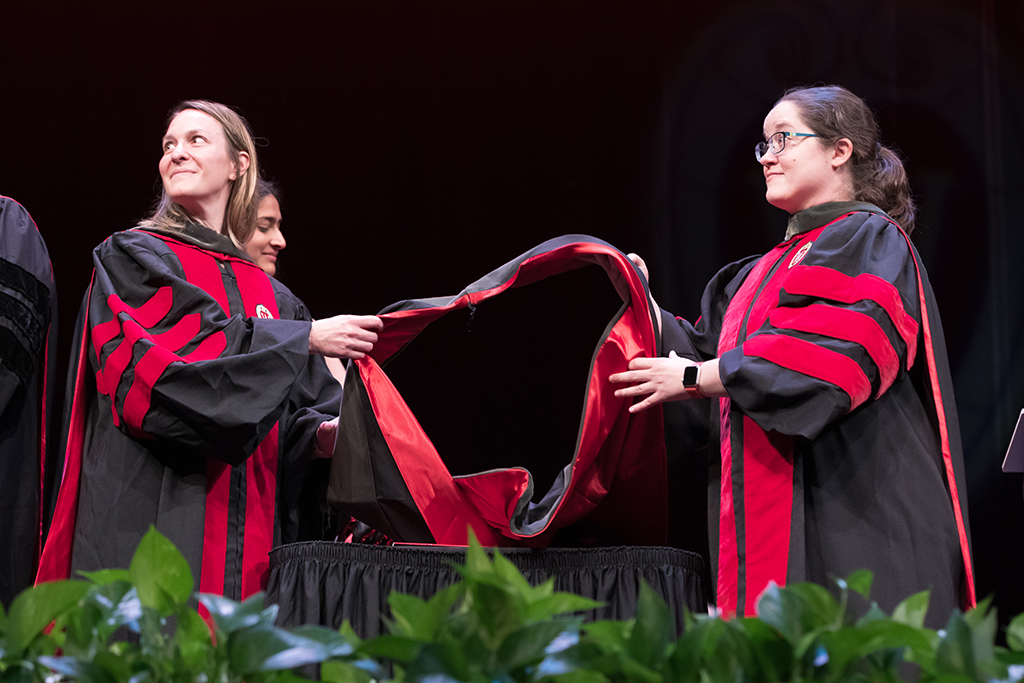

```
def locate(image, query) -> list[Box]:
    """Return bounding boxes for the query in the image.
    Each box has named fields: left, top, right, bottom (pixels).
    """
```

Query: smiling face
left=760, top=100, right=852, bottom=215
left=159, top=109, right=246, bottom=230
left=245, top=193, right=286, bottom=276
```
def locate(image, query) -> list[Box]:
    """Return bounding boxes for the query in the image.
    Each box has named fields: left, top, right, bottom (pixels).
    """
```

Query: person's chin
left=167, top=190, right=199, bottom=210
left=765, top=196, right=794, bottom=214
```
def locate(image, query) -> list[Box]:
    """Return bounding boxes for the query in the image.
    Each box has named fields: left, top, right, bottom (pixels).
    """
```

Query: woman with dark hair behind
left=39, top=100, right=382, bottom=600
left=246, top=179, right=287, bottom=277
left=611, top=85, right=973, bottom=626
left=245, top=180, right=346, bottom=384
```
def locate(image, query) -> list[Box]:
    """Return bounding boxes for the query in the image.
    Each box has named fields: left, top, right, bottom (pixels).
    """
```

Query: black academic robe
left=329, top=235, right=670, bottom=548
left=38, top=223, right=340, bottom=601
left=0, top=196, right=57, bottom=608
left=665, top=202, right=974, bottom=626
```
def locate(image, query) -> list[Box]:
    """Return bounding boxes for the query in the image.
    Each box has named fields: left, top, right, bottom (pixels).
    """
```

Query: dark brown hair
left=779, top=85, right=916, bottom=233
left=256, top=178, right=282, bottom=205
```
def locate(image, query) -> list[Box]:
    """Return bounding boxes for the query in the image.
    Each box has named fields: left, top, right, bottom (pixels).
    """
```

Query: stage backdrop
left=3, top=0, right=1021, bottom=625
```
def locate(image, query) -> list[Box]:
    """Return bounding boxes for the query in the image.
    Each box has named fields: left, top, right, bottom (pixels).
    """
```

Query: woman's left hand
left=609, top=350, right=696, bottom=413
left=313, top=417, right=339, bottom=458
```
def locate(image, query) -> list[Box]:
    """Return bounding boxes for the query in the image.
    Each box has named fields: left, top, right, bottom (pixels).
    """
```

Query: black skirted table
left=266, top=542, right=706, bottom=638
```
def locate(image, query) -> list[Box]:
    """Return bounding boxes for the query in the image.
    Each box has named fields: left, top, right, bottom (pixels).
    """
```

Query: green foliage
left=2, top=527, right=1024, bottom=683
left=376, top=533, right=601, bottom=682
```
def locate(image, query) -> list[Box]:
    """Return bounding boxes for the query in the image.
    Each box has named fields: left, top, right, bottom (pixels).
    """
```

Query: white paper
left=1001, top=409, right=1024, bottom=473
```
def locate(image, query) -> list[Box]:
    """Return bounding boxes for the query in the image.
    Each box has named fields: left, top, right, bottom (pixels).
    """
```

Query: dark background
left=3, top=0, right=1022, bottom=621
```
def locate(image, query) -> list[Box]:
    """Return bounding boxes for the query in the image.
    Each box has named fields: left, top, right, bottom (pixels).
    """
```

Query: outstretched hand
left=626, top=252, right=661, bottom=336
left=609, top=350, right=695, bottom=413
left=309, top=314, right=384, bottom=359
left=626, top=252, right=650, bottom=281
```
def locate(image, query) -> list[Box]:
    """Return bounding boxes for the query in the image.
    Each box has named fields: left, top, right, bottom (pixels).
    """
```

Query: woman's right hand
left=627, top=252, right=662, bottom=336
left=309, top=315, right=384, bottom=359
left=627, top=252, right=649, bottom=281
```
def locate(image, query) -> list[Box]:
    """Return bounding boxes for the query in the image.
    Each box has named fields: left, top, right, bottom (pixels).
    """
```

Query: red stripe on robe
left=769, top=304, right=900, bottom=397
left=230, top=260, right=280, bottom=598
left=743, top=334, right=872, bottom=411
left=898, top=232, right=976, bottom=608
left=714, top=235, right=798, bottom=616
left=784, top=265, right=919, bottom=369
left=741, top=419, right=793, bottom=615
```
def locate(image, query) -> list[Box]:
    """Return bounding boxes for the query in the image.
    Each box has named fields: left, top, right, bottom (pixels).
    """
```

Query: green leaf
left=128, top=526, right=193, bottom=614
left=995, top=649, right=1024, bottom=672
left=626, top=580, right=674, bottom=669
left=37, top=656, right=118, bottom=683
left=583, top=620, right=630, bottom=650
left=531, top=576, right=555, bottom=599
left=820, top=620, right=931, bottom=675
left=964, top=594, right=993, bottom=625
left=891, top=590, right=930, bottom=629
left=404, top=639, right=473, bottom=682
left=737, top=617, right=791, bottom=680
left=497, top=619, right=582, bottom=670
left=936, top=611, right=977, bottom=677
left=471, top=581, right=524, bottom=645
left=783, top=582, right=841, bottom=627
left=387, top=583, right=461, bottom=641
left=462, top=530, right=491, bottom=576
left=855, top=602, right=890, bottom=626
left=105, top=585, right=143, bottom=634
left=969, top=601, right=998, bottom=678
left=0, top=665, right=35, bottom=683
left=755, top=582, right=806, bottom=644
left=321, top=659, right=374, bottom=683
left=77, top=569, right=131, bottom=586
left=176, top=603, right=213, bottom=645
left=1007, top=611, right=1024, bottom=652
left=844, top=570, right=874, bottom=599
left=524, top=593, right=602, bottom=623
left=259, top=673, right=312, bottom=683
left=590, top=650, right=663, bottom=683
left=669, top=617, right=731, bottom=683
left=6, top=580, right=90, bottom=651
left=288, top=624, right=357, bottom=658
left=491, top=550, right=534, bottom=596
left=199, top=592, right=271, bottom=634
left=358, top=634, right=424, bottom=663
left=536, top=667, right=608, bottom=683
left=230, top=624, right=338, bottom=673
left=92, top=651, right=133, bottom=682
left=175, top=603, right=213, bottom=672
left=37, top=655, right=85, bottom=677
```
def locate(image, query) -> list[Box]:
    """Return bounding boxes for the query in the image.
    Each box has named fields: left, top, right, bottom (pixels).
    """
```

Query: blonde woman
left=39, top=101, right=381, bottom=600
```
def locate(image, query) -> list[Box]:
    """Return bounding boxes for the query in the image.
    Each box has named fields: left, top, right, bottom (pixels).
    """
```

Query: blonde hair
left=141, top=100, right=259, bottom=243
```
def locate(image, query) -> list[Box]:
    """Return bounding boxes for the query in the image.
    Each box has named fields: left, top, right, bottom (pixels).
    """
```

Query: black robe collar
left=134, top=222, right=249, bottom=261
left=784, top=201, right=890, bottom=241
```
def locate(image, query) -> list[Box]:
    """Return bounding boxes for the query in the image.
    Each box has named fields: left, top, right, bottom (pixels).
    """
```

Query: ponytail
left=857, top=144, right=916, bottom=233
left=779, top=86, right=917, bottom=233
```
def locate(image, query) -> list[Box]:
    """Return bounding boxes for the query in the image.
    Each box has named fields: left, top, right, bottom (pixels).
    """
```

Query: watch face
left=683, top=363, right=699, bottom=387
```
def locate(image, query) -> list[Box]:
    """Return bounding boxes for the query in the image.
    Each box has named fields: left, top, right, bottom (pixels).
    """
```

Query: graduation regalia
left=328, top=235, right=671, bottom=547
left=666, top=202, right=974, bottom=625
left=0, top=196, right=57, bottom=608
left=38, top=223, right=339, bottom=600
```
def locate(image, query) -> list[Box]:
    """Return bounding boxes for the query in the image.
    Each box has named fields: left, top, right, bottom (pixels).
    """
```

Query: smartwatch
left=682, top=363, right=705, bottom=398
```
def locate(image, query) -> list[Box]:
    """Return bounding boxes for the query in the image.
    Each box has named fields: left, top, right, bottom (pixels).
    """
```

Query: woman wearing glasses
left=611, top=85, right=973, bottom=625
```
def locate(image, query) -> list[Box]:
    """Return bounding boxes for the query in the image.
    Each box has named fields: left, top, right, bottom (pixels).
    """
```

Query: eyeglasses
left=755, top=131, right=819, bottom=162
